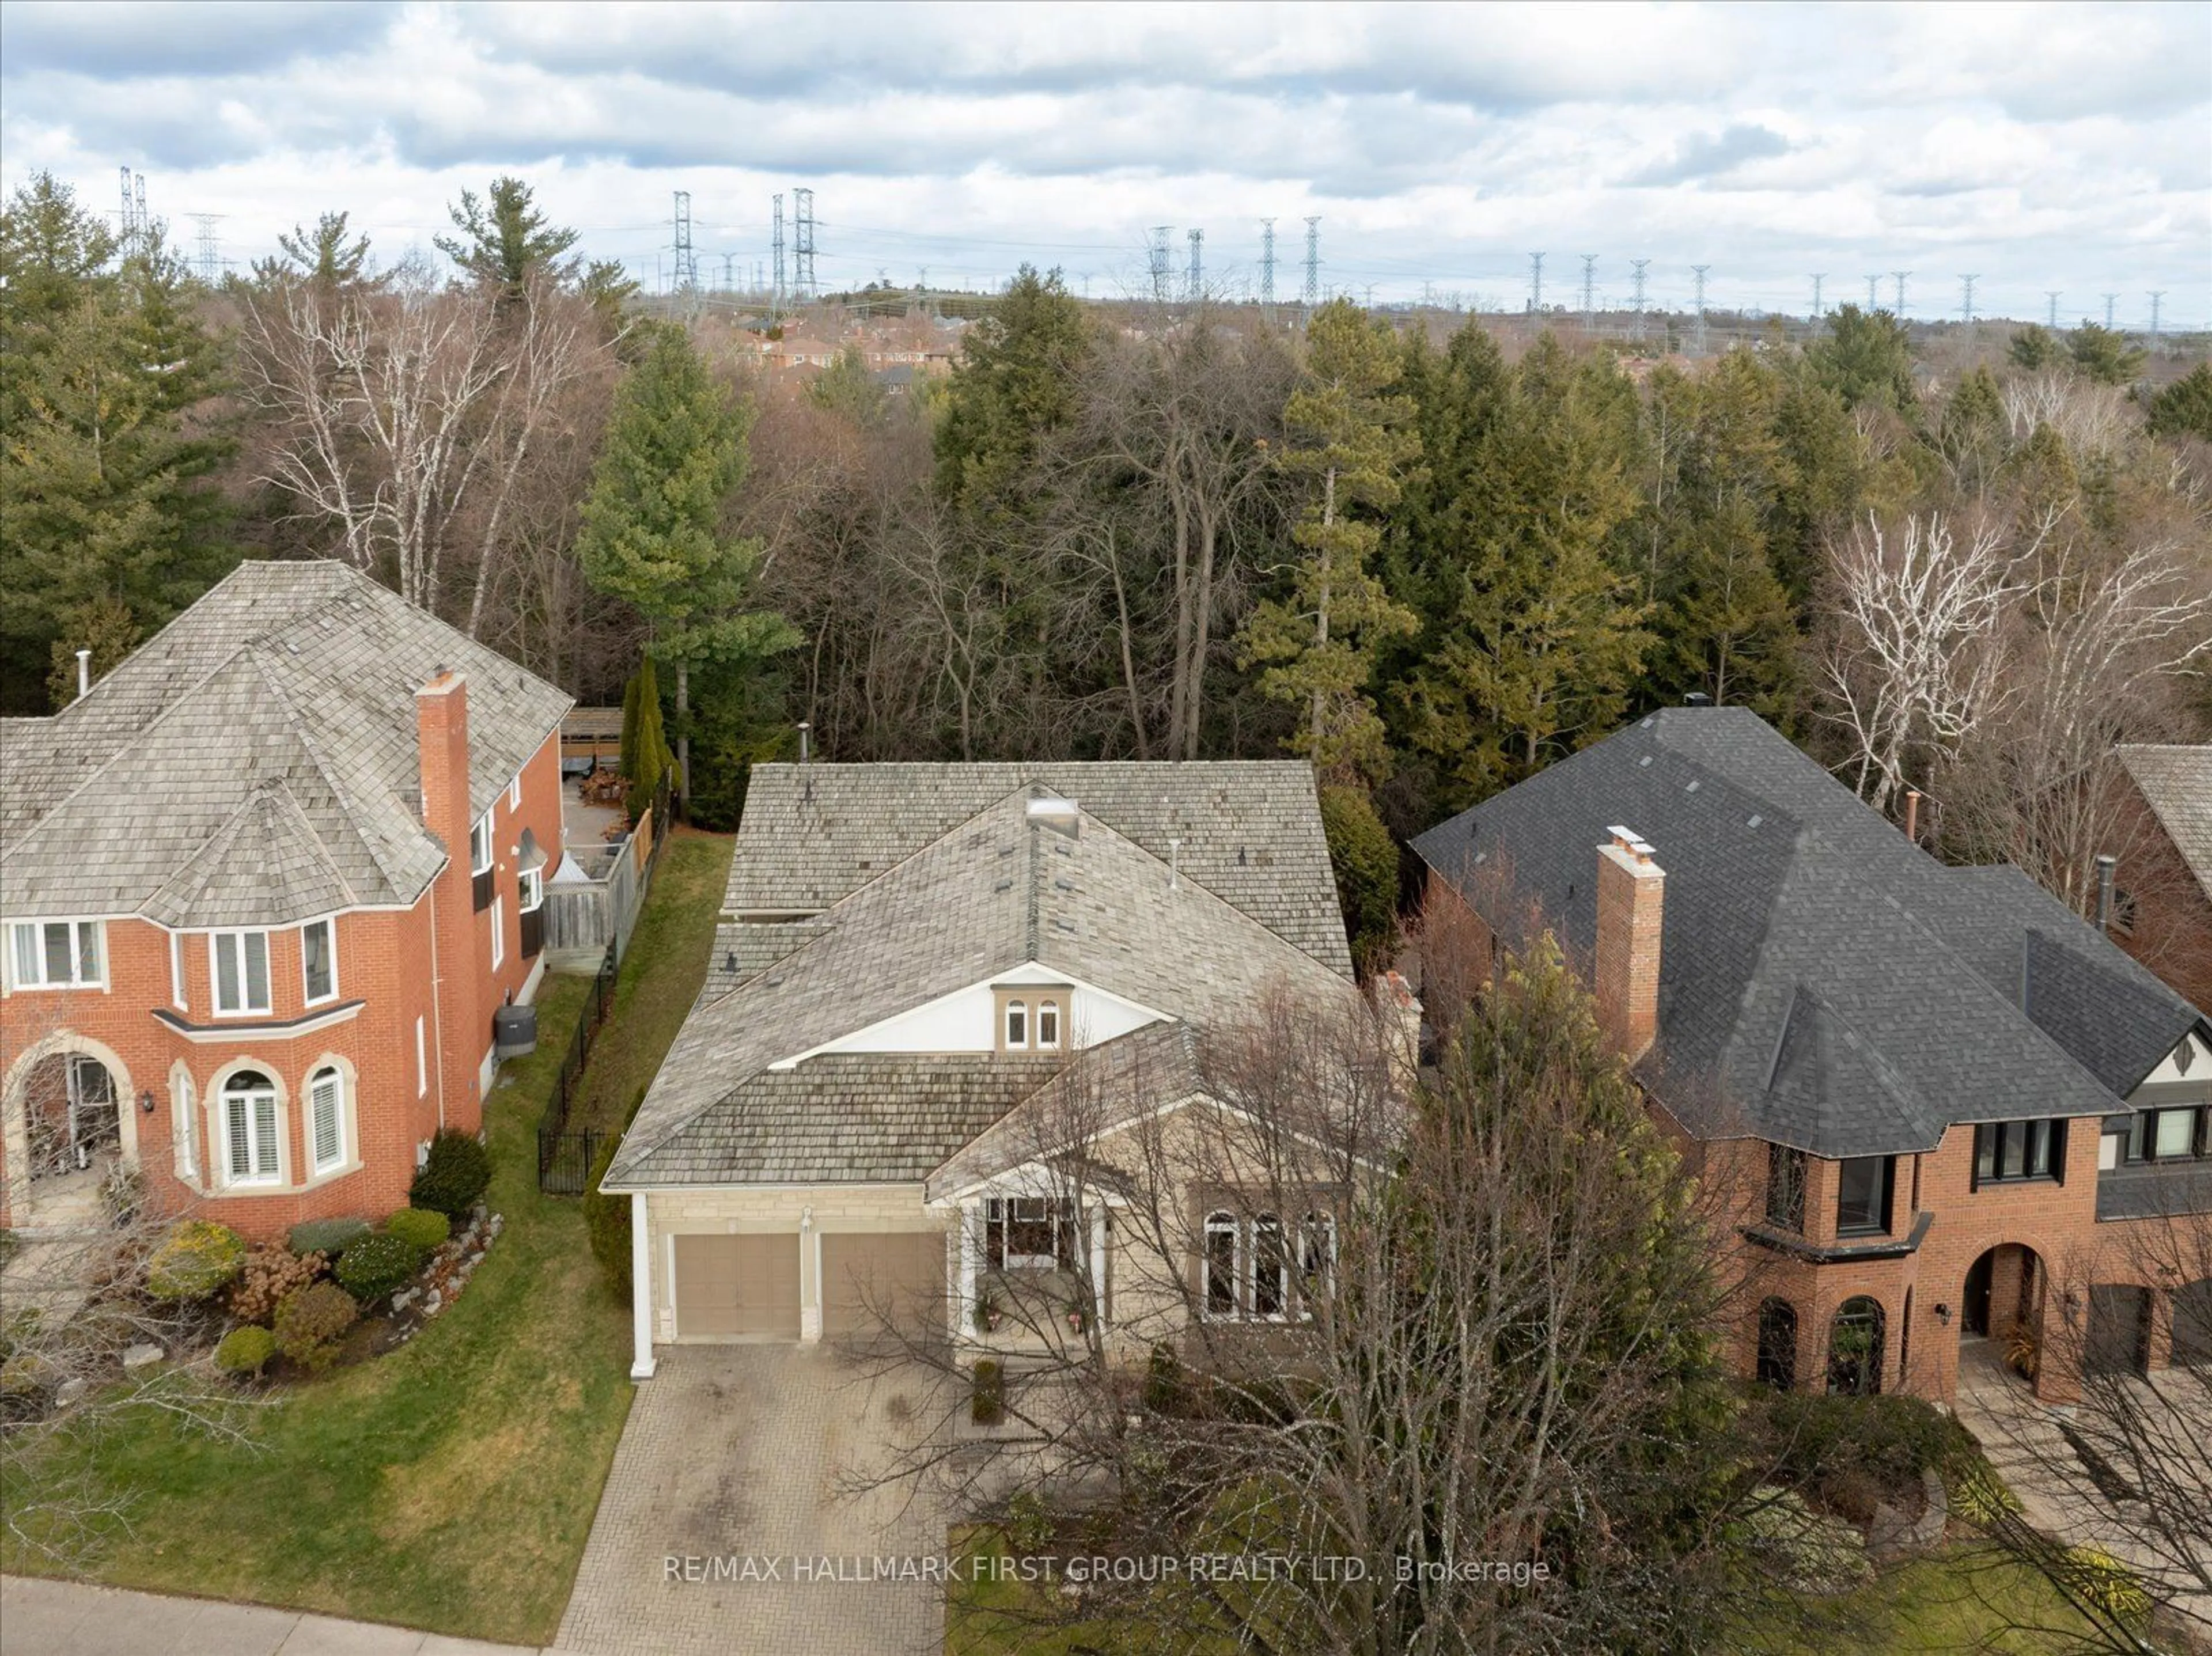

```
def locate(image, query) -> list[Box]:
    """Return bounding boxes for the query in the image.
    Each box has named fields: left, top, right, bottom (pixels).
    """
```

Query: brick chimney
left=416, top=670, right=483, bottom=1128
left=1594, top=825, right=1664, bottom=1062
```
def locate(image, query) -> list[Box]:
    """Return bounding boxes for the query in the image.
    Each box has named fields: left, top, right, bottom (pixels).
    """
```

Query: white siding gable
left=2133, top=1027, right=2212, bottom=1093
left=771, top=962, right=1165, bottom=1067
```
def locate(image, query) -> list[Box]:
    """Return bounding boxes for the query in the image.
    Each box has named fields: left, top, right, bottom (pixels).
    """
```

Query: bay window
left=210, top=930, right=271, bottom=1015
left=308, top=1066, right=344, bottom=1174
left=301, top=918, right=338, bottom=1004
left=221, top=1070, right=281, bottom=1185
left=1836, top=1155, right=1893, bottom=1236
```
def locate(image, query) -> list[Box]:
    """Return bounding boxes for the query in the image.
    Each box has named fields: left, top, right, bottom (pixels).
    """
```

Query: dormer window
left=1036, top=999, right=1060, bottom=1049
left=995, top=984, right=1073, bottom=1053
left=1005, top=1000, right=1028, bottom=1049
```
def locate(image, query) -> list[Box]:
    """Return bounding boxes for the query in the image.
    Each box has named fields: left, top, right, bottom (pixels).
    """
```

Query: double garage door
left=671, top=1231, right=945, bottom=1342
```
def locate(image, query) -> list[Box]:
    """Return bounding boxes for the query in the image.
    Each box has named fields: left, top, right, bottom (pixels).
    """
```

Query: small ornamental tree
left=408, top=1128, right=490, bottom=1221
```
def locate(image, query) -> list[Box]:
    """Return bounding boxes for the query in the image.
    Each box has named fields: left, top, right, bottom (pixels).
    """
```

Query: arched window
left=221, top=1068, right=281, bottom=1187
left=307, top=1066, right=345, bottom=1174
left=1004, top=999, right=1028, bottom=1050
left=1827, top=1295, right=1885, bottom=1396
left=1036, top=999, right=1061, bottom=1049
left=1756, top=1298, right=1798, bottom=1390
left=1251, top=1214, right=1288, bottom=1318
left=1203, top=1211, right=1239, bottom=1318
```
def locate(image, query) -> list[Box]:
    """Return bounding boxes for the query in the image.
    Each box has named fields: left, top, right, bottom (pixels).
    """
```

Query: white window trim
left=1036, top=997, right=1061, bottom=1049
left=1248, top=1213, right=1291, bottom=1324
left=300, top=916, right=339, bottom=1006
left=216, top=1070, right=285, bottom=1189
left=7, top=918, right=108, bottom=991
left=207, top=929, right=273, bottom=1018
left=490, top=894, right=506, bottom=970
left=306, top=1064, right=347, bottom=1177
left=415, top=1015, right=428, bottom=1097
left=518, top=866, right=544, bottom=913
left=1202, top=1210, right=1242, bottom=1322
left=1003, top=998, right=1028, bottom=1051
left=470, top=813, right=495, bottom=876
left=169, top=930, right=187, bottom=1010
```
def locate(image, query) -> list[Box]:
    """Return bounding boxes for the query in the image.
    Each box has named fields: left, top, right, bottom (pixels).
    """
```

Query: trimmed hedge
left=214, top=1325, right=278, bottom=1376
left=334, top=1233, right=425, bottom=1303
left=288, top=1217, right=370, bottom=1260
left=274, top=1282, right=357, bottom=1372
left=145, top=1220, right=247, bottom=1302
left=409, top=1128, right=490, bottom=1221
left=385, top=1207, right=451, bottom=1250
left=583, top=1084, right=650, bottom=1302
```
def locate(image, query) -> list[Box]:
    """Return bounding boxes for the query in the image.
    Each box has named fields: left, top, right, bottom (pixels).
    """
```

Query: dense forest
left=6, top=171, right=2209, bottom=958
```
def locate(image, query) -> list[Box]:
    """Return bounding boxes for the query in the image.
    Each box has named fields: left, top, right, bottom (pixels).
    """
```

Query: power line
left=1302, top=216, right=1320, bottom=320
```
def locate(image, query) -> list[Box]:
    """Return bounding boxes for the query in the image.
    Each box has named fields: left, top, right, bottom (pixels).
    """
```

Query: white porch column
left=628, top=1192, right=656, bottom=1380
left=799, top=1207, right=822, bottom=1342
left=957, top=1203, right=979, bottom=1342
left=1088, top=1207, right=1108, bottom=1329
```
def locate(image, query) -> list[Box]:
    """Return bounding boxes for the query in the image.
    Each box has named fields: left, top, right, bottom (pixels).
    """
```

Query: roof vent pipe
left=1903, top=789, right=1921, bottom=844
left=2096, top=854, right=2116, bottom=931
left=797, top=721, right=811, bottom=763
left=1683, top=691, right=1713, bottom=707
left=75, top=648, right=90, bottom=701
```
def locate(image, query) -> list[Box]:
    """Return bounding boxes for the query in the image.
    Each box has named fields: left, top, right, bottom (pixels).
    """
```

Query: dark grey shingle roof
left=1412, top=707, right=2207, bottom=1158
left=725, top=761, right=1350, bottom=973
left=1, top=562, right=571, bottom=926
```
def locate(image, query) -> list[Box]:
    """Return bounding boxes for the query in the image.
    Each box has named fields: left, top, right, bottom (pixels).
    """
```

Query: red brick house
left=1413, top=706, right=2212, bottom=1407
left=2111, top=744, right=2212, bottom=1017
left=1, top=562, right=570, bottom=1240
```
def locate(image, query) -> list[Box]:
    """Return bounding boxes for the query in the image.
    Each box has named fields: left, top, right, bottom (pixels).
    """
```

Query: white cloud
left=1, top=0, right=2203, bottom=324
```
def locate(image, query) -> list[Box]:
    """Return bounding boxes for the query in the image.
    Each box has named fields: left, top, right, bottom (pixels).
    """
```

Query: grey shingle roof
left=0, top=562, right=571, bottom=926
left=1412, top=707, right=2208, bottom=1159
left=2119, top=744, right=2212, bottom=907
left=724, top=761, right=1351, bottom=973
left=608, top=781, right=1355, bottom=1188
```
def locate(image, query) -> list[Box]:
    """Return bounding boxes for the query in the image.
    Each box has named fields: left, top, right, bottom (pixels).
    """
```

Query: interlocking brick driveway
left=555, top=1346, right=949, bottom=1656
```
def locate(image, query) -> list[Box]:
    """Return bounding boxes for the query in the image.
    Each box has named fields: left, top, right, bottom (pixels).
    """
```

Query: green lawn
left=572, top=828, right=734, bottom=1135
left=1, top=836, right=736, bottom=1643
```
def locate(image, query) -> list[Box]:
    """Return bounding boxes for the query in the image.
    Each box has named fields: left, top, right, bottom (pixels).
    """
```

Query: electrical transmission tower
left=1147, top=228, right=1172, bottom=305
left=191, top=213, right=221, bottom=283
left=1891, top=271, right=1910, bottom=315
left=1630, top=259, right=1650, bottom=340
left=1186, top=228, right=1203, bottom=302
left=1528, top=252, right=1544, bottom=313
left=1259, top=218, right=1276, bottom=319
left=793, top=188, right=817, bottom=301
left=1810, top=274, right=1824, bottom=319
left=2149, top=292, right=2164, bottom=339
left=672, top=191, right=698, bottom=296
left=2103, top=294, right=2117, bottom=329
left=1301, top=217, right=1320, bottom=320
left=1866, top=275, right=1880, bottom=310
left=1959, top=273, right=1976, bottom=325
left=722, top=253, right=736, bottom=293
left=1580, top=255, right=1597, bottom=331
left=2046, top=291, right=2060, bottom=329
left=771, top=194, right=786, bottom=312
left=1691, top=264, right=1710, bottom=353
left=118, top=166, right=149, bottom=244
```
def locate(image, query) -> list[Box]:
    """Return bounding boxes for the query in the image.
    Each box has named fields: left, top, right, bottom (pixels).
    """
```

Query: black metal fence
left=536, top=941, right=617, bottom=1195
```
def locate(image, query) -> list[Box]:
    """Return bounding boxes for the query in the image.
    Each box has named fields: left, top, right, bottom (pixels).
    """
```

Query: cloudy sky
left=4, top=1, right=2207, bottom=325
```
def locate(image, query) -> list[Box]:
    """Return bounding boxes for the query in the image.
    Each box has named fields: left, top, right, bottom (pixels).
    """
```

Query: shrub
left=1143, top=1341, right=1185, bottom=1415
left=409, top=1129, right=490, bottom=1221
left=334, top=1233, right=425, bottom=1303
left=274, top=1282, right=358, bottom=1372
left=1006, top=1489, right=1053, bottom=1553
left=214, top=1325, right=278, bottom=1377
left=1319, top=783, right=1402, bottom=975
left=1754, top=1391, right=1976, bottom=1521
left=971, top=1358, right=1004, bottom=1427
left=385, top=1207, right=451, bottom=1250
left=228, top=1244, right=326, bottom=1325
left=288, top=1217, right=370, bottom=1260
left=145, top=1220, right=247, bottom=1302
left=2059, top=1546, right=2150, bottom=1621
left=583, top=1086, right=650, bottom=1302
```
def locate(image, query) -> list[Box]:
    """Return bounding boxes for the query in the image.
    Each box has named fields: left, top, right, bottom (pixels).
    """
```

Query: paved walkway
left=0, top=1575, right=543, bottom=1656
left=555, top=1344, right=949, bottom=1656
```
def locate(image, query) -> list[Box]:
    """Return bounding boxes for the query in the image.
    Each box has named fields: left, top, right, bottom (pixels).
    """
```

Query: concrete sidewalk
left=0, top=1575, right=554, bottom=1656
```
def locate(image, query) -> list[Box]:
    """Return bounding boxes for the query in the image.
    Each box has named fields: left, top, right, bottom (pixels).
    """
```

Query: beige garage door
left=673, top=1233, right=800, bottom=1339
left=821, top=1231, right=946, bottom=1340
